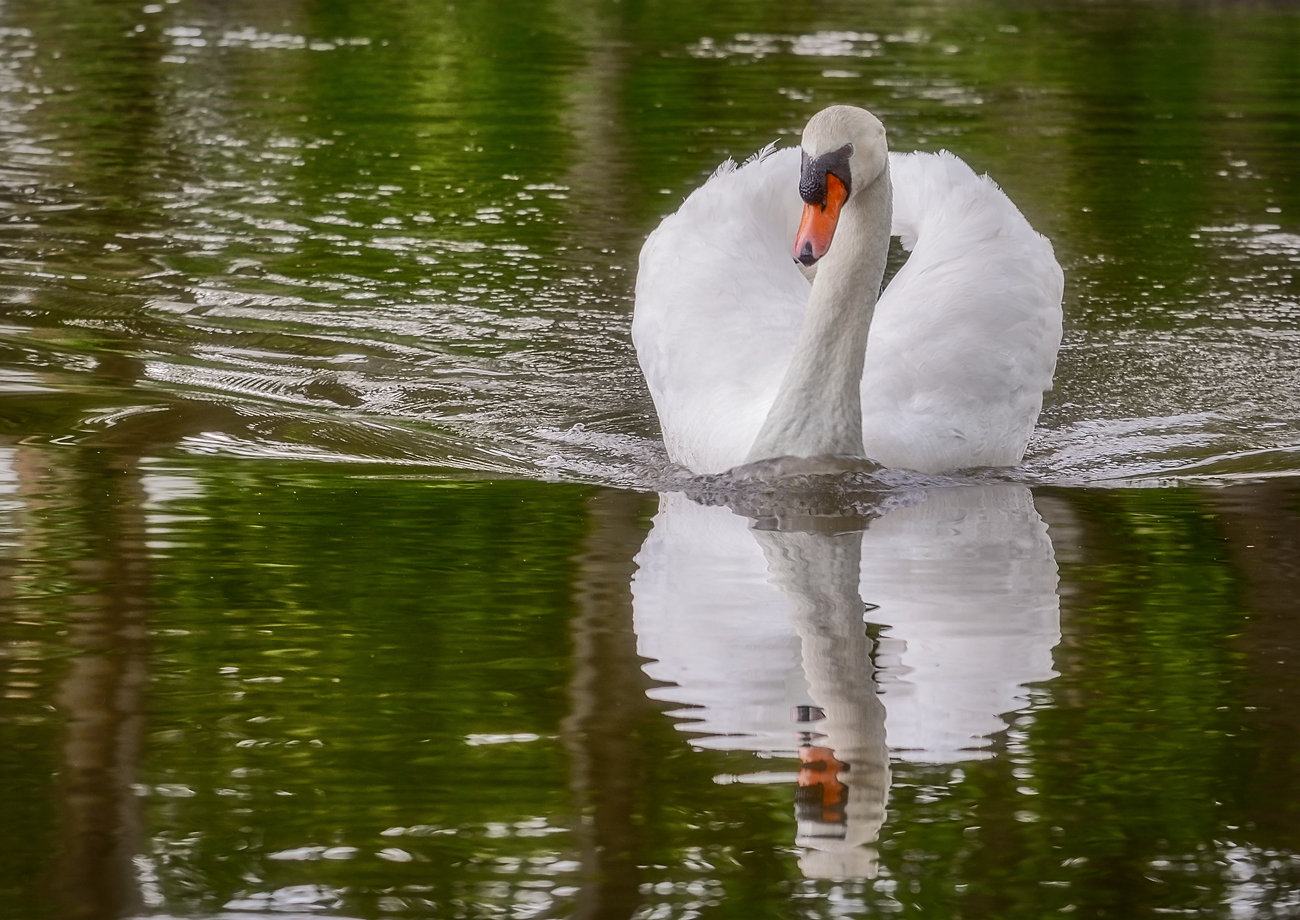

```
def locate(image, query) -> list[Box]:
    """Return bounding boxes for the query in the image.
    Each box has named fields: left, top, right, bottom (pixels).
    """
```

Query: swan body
left=633, top=107, right=1063, bottom=474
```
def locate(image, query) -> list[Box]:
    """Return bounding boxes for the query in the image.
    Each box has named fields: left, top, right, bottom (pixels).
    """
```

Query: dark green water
left=2, top=0, right=1300, bottom=918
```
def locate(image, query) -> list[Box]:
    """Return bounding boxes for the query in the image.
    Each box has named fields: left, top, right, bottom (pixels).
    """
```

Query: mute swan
left=633, top=105, right=1064, bottom=475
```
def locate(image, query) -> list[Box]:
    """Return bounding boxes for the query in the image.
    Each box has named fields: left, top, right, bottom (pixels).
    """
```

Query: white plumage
left=633, top=141, right=1064, bottom=475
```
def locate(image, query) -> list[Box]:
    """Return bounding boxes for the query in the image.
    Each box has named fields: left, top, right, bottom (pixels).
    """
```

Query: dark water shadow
left=563, top=489, right=657, bottom=920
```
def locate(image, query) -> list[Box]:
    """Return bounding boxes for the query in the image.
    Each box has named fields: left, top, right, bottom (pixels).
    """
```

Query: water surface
left=2, top=0, right=1300, bottom=918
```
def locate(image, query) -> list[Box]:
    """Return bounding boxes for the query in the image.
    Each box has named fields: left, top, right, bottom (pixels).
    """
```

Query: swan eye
left=799, top=144, right=855, bottom=207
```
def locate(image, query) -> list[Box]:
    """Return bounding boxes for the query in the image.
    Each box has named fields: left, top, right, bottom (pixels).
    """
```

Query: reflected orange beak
left=798, top=745, right=848, bottom=822
left=794, top=173, right=848, bottom=266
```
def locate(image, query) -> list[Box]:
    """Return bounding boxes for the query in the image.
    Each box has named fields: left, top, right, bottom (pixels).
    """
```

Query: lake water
left=1, top=0, right=1299, bottom=918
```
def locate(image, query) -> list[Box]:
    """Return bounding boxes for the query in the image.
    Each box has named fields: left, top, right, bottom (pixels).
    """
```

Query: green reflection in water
left=3, top=453, right=1300, bottom=918
left=141, top=472, right=597, bottom=917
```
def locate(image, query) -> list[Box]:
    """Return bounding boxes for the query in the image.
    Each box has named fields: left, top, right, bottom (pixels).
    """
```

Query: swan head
left=794, top=106, right=888, bottom=266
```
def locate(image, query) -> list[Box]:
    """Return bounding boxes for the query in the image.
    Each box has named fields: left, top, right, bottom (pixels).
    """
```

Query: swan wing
left=862, top=152, right=1064, bottom=472
left=633, top=146, right=810, bottom=473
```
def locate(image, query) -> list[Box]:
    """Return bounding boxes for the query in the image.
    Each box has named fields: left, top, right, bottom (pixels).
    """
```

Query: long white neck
left=745, top=167, right=892, bottom=464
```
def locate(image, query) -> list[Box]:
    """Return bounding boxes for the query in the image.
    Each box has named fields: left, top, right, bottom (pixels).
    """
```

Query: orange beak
left=793, top=173, right=848, bottom=266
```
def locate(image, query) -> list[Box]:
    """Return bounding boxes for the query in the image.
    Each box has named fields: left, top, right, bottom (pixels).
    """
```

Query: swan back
left=863, top=151, right=1064, bottom=472
left=633, top=147, right=809, bottom=473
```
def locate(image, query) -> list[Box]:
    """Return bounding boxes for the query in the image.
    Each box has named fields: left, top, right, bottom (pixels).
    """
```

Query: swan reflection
left=631, top=484, right=1060, bottom=878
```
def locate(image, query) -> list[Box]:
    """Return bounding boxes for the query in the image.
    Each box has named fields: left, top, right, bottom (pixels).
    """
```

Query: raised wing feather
left=863, top=152, right=1064, bottom=471
left=633, top=147, right=809, bottom=473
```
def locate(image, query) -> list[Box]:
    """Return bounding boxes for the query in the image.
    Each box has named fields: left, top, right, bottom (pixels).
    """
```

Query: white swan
left=633, top=105, right=1064, bottom=475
